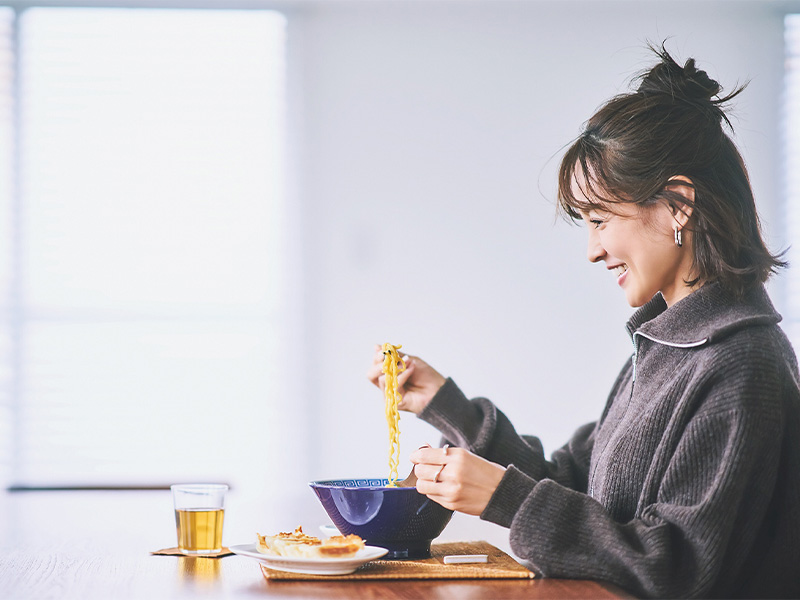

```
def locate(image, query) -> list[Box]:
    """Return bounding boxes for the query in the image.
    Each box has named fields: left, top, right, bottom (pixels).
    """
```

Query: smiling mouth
left=613, top=264, right=628, bottom=277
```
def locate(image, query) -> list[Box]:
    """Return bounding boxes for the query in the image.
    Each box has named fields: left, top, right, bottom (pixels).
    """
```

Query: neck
left=662, top=274, right=705, bottom=307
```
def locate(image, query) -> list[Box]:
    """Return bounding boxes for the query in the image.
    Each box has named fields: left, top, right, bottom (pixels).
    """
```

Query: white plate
left=228, top=543, right=389, bottom=575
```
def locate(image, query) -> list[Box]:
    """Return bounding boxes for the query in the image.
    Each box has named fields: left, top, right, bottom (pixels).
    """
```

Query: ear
left=665, top=175, right=694, bottom=229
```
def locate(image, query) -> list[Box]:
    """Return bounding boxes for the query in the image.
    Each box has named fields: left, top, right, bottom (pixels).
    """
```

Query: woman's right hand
left=366, top=345, right=446, bottom=415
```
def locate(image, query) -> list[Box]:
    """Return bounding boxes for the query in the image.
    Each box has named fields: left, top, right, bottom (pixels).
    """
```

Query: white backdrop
left=0, top=0, right=790, bottom=559
left=282, top=0, right=791, bottom=492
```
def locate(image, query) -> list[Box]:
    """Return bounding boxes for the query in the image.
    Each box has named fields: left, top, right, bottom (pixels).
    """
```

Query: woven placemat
left=260, top=540, right=534, bottom=581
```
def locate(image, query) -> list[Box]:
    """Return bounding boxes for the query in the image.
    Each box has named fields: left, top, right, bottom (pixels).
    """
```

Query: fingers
left=412, top=448, right=506, bottom=516
left=414, top=462, right=448, bottom=483
left=411, top=443, right=450, bottom=483
left=371, top=344, right=383, bottom=365
left=367, top=346, right=412, bottom=388
left=366, top=362, right=384, bottom=387
left=410, top=444, right=453, bottom=466
left=415, top=479, right=447, bottom=499
left=396, top=358, right=415, bottom=388
left=414, top=461, right=455, bottom=502
left=411, top=446, right=463, bottom=493
left=366, top=345, right=387, bottom=386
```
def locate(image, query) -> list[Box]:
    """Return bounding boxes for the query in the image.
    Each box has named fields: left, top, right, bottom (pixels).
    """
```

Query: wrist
left=418, top=376, right=445, bottom=412
left=480, top=465, right=537, bottom=529
left=417, top=377, right=463, bottom=423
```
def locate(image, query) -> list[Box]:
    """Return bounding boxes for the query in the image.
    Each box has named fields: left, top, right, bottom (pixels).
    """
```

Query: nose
left=586, top=228, right=606, bottom=263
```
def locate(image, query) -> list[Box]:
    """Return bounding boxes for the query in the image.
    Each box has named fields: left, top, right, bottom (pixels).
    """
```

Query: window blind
left=6, top=7, right=287, bottom=489
left=0, top=8, right=14, bottom=488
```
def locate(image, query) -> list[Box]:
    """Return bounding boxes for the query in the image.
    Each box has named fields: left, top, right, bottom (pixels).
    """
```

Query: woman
left=368, top=47, right=800, bottom=599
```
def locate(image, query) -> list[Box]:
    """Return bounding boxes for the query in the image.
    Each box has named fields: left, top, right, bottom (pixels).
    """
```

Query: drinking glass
left=171, top=484, right=228, bottom=554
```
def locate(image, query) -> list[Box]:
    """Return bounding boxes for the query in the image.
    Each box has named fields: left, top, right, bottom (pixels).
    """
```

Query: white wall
left=278, top=0, right=794, bottom=491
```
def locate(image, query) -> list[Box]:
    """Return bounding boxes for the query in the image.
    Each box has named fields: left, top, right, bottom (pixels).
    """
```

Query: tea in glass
left=175, top=508, right=224, bottom=553
left=171, top=484, right=228, bottom=554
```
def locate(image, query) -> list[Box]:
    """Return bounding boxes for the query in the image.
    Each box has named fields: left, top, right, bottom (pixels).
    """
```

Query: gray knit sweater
left=419, top=283, right=800, bottom=598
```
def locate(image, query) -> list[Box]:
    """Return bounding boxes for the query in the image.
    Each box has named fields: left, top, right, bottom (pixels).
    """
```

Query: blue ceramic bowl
left=309, top=479, right=454, bottom=559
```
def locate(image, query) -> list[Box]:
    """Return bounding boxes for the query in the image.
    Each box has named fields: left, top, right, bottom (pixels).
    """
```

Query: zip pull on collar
left=626, top=283, right=780, bottom=350
left=631, top=330, right=709, bottom=383
left=634, top=331, right=709, bottom=349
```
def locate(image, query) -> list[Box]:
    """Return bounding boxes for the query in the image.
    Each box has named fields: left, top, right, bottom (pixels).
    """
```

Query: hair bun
left=636, top=46, right=721, bottom=102
left=634, top=43, right=745, bottom=128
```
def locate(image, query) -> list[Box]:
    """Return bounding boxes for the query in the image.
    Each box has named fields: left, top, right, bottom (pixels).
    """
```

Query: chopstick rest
left=443, top=554, right=489, bottom=564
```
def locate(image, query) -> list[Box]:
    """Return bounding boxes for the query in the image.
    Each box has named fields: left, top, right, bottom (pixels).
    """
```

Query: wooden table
left=0, top=489, right=634, bottom=599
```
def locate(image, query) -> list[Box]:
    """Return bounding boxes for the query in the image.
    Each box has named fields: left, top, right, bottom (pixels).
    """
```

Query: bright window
left=0, top=7, right=286, bottom=490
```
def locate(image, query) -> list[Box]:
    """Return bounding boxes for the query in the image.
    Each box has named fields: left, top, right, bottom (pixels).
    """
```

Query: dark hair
left=557, top=44, right=786, bottom=296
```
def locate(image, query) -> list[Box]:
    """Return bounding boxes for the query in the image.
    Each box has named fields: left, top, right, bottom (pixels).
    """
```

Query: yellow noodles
left=382, top=343, right=405, bottom=486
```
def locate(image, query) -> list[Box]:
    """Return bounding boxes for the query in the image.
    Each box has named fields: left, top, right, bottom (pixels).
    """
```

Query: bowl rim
left=309, top=478, right=417, bottom=490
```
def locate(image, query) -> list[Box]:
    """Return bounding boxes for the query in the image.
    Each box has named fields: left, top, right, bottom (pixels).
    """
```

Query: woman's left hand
left=409, top=445, right=506, bottom=516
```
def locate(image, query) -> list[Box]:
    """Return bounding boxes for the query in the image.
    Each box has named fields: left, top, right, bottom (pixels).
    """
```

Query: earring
left=674, top=228, right=682, bottom=247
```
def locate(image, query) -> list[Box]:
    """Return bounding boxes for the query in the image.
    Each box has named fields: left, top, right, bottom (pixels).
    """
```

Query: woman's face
left=575, top=186, right=696, bottom=308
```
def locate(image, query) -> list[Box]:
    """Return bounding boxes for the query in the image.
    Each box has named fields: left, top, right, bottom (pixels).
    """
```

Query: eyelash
left=590, top=219, right=604, bottom=228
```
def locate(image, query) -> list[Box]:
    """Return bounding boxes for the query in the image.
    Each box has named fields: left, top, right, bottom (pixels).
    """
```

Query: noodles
left=382, top=343, right=405, bottom=486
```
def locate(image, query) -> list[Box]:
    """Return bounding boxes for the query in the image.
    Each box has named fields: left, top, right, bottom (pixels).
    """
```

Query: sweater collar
left=625, top=282, right=781, bottom=347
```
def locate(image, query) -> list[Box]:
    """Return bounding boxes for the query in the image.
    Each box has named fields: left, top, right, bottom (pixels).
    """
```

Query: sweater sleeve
left=480, top=357, right=786, bottom=598
left=418, top=377, right=597, bottom=492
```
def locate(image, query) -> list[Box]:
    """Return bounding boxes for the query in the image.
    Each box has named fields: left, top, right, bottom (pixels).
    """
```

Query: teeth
left=614, top=265, right=628, bottom=276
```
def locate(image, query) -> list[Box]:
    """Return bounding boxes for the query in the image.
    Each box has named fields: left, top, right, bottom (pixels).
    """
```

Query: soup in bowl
left=309, top=478, right=453, bottom=559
